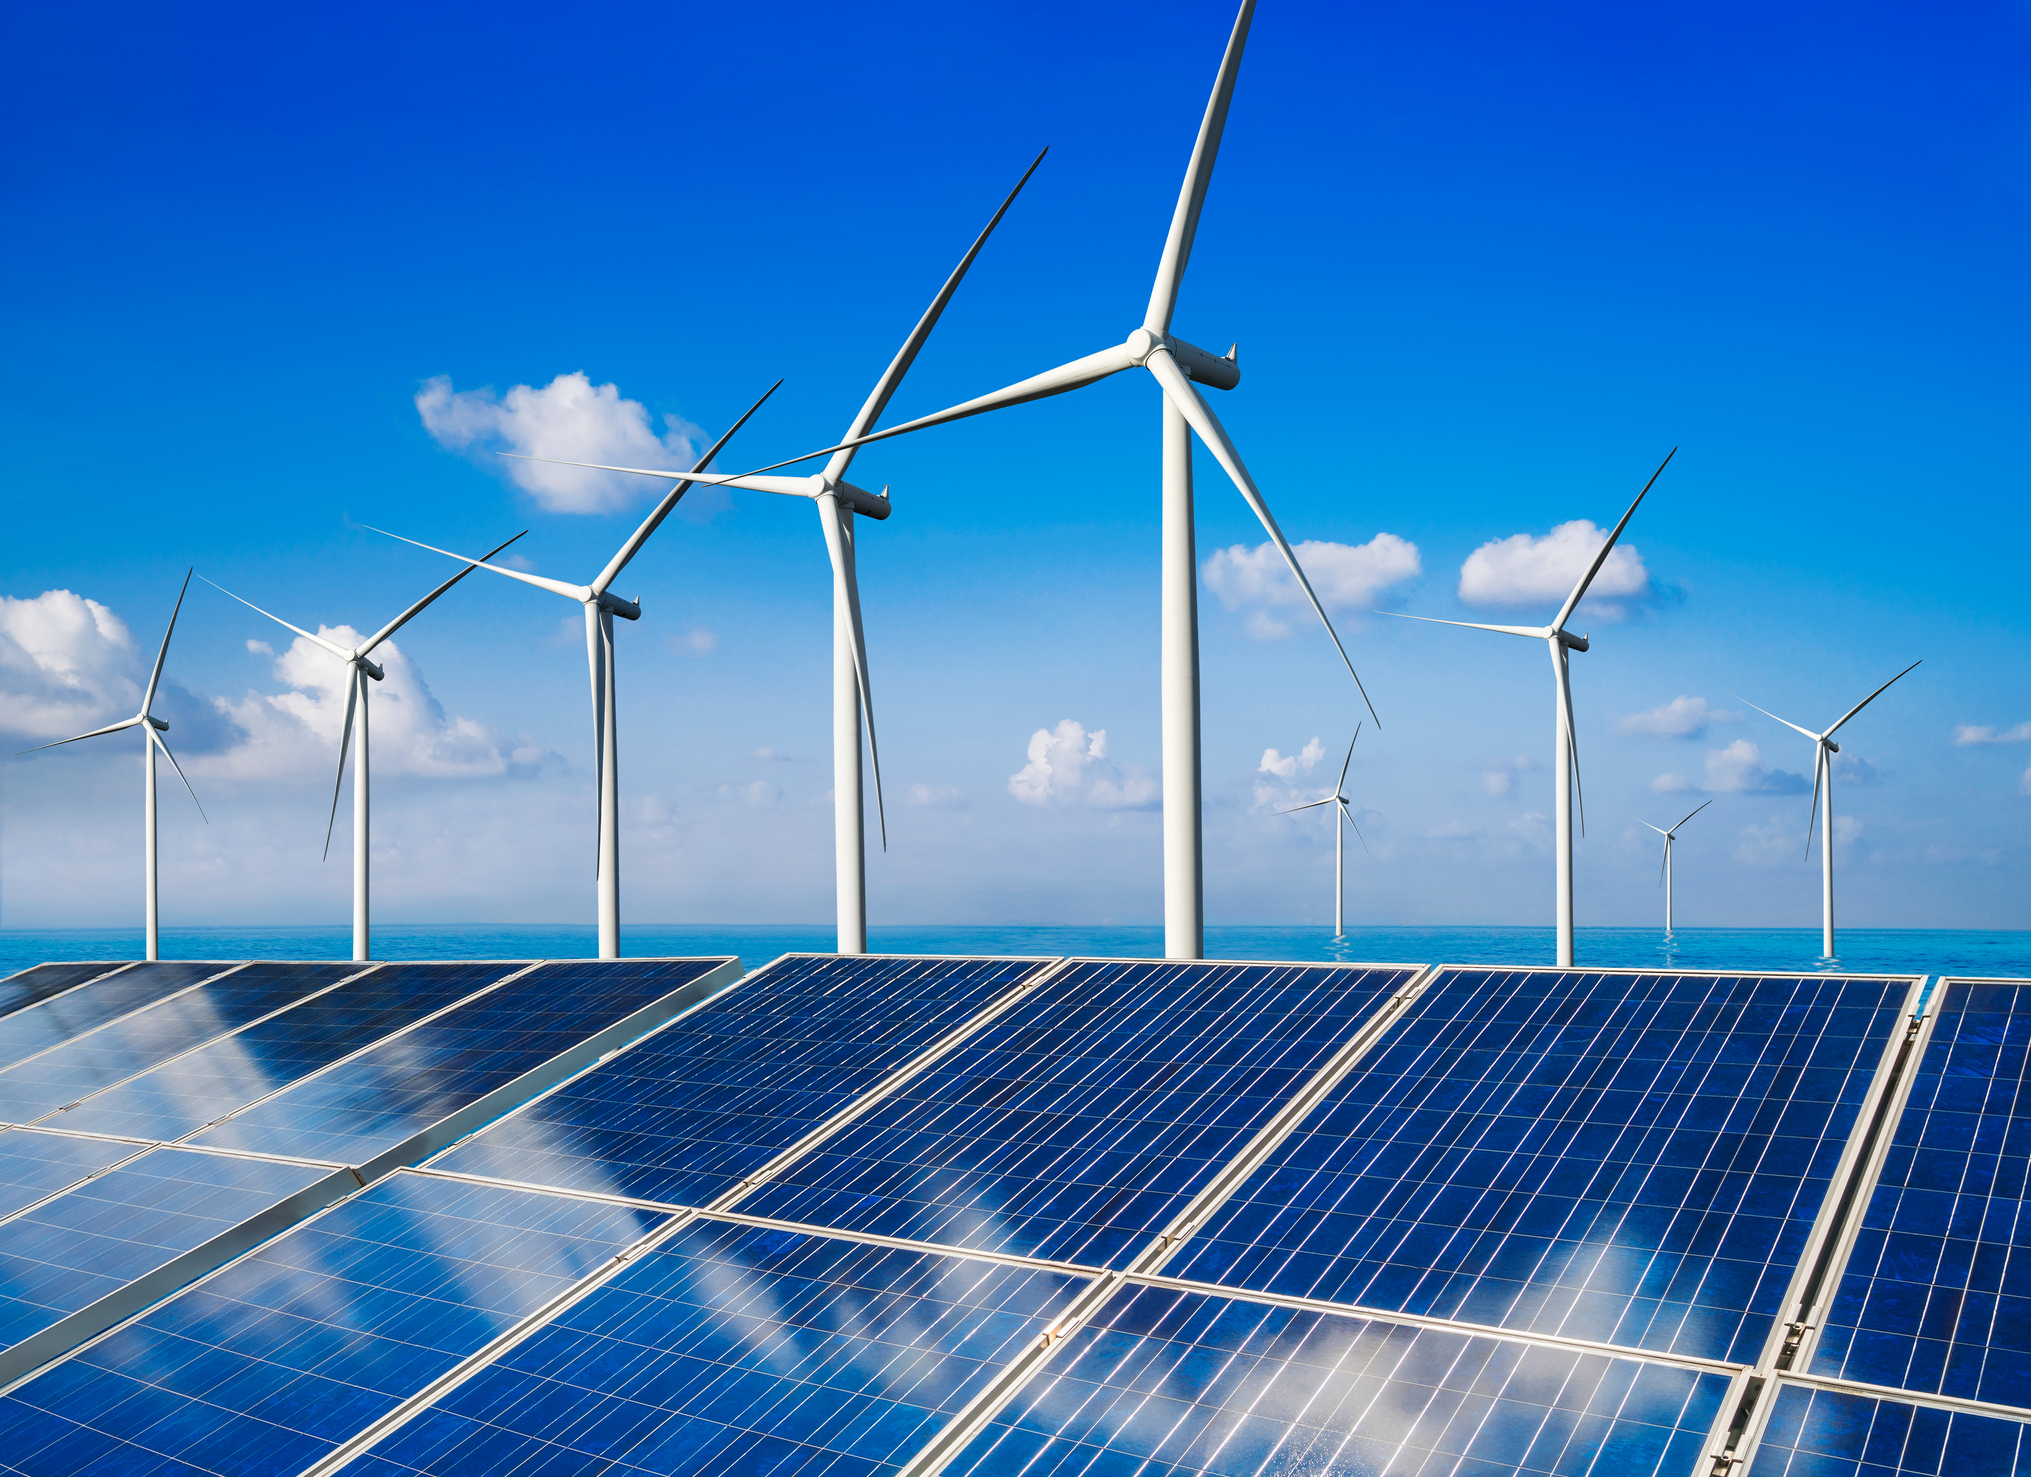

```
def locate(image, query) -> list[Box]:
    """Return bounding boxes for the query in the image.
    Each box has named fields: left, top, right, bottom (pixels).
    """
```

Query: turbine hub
left=1124, top=328, right=1241, bottom=390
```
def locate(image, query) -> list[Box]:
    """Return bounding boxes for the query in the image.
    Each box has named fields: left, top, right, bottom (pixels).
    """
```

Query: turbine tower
left=510, top=151, right=1048, bottom=954
left=202, top=531, right=523, bottom=962
left=1382, top=450, right=1675, bottom=967
left=1740, top=661, right=1920, bottom=959
left=699, top=0, right=1374, bottom=960
left=1279, top=726, right=1366, bottom=936
left=18, top=572, right=205, bottom=961
left=1640, top=798, right=1710, bottom=934
left=377, top=384, right=778, bottom=960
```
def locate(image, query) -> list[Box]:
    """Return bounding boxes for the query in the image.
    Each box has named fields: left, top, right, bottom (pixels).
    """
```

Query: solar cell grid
left=0, top=961, right=242, bottom=1073
left=333, top=1216, right=1091, bottom=1477
left=1169, top=967, right=1912, bottom=1366
left=430, top=953, right=1054, bottom=1208
left=0, top=965, right=130, bottom=1022
left=1812, top=979, right=2031, bottom=1409
left=0, top=962, right=366, bottom=1126
left=735, top=959, right=1417, bottom=1269
left=1746, top=1382, right=2031, bottom=1476
left=55, top=962, right=525, bottom=1143
left=0, top=1132, right=140, bottom=1221
left=0, top=1172, right=668, bottom=1477
left=946, top=1280, right=1732, bottom=1477
left=186, top=957, right=732, bottom=1166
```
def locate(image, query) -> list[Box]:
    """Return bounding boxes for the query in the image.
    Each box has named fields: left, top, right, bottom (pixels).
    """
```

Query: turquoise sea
left=2, top=923, right=2025, bottom=982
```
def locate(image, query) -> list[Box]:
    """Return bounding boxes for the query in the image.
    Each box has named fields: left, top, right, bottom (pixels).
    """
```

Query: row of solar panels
left=0, top=953, right=2015, bottom=1475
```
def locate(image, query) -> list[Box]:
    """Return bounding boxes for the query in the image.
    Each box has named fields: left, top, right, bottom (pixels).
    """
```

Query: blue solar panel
left=1169, top=968, right=1910, bottom=1366
left=186, top=958, right=731, bottom=1166
left=736, top=960, right=1417, bottom=1269
left=0, top=1147, right=328, bottom=1358
left=1813, top=979, right=2031, bottom=1407
left=432, top=954, right=1052, bottom=1208
left=0, top=962, right=366, bottom=1127
left=335, top=1217, right=1090, bottom=1476
left=0, top=1132, right=141, bottom=1219
left=949, top=1280, right=1731, bottom=1477
left=1748, top=1382, right=2031, bottom=1476
left=0, top=961, right=241, bottom=1072
left=0, top=1172, right=668, bottom=1477
left=55, top=962, right=525, bottom=1143
left=0, top=965, right=131, bottom=1021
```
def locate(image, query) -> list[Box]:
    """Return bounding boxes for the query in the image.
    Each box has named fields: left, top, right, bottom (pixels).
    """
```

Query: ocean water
left=2, top=923, right=2025, bottom=982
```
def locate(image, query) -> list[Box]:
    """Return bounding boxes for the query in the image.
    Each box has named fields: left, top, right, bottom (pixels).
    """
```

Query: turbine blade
left=1553, top=638, right=1584, bottom=836
left=360, top=530, right=529, bottom=654
left=324, top=667, right=359, bottom=862
left=1146, top=0, right=1257, bottom=333
left=1147, top=348, right=1379, bottom=726
left=1374, top=610, right=1548, bottom=640
left=585, top=604, right=605, bottom=877
left=1551, top=447, right=1676, bottom=634
left=1734, top=694, right=1823, bottom=744
left=1825, top=659, right=1923, bottom=738
left=1640, top=820, right=1669, bottom=835
left=1336, top=724, right=1359, bottom=794
left=591, top=379, right=782, bottom=596
left=365, top=526, right=587, bottom=601
left=16, top=715, right=144, bottom=754
left=141, top=569, right=194, bottom=714
left=499, top=454, right=746, bottom=489
left=819, top=496, right=886, bottom=850
left=1805, top=745, right=1824, bottom=860
left=1673, top=798, right=1713, bottom=833
left=1659, top=838, right=1669, bottom=888
left=1342, top=800, right=1370, bottom=854
left=829, top=147, right=1049, bottom=482
left=1278, top=796, right=1336, bottom=815
left=198, top=576, right=351, bottom=661
left=150, top=727, right=206, bottom=823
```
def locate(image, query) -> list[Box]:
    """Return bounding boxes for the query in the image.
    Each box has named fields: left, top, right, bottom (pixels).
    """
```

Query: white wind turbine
left=1739, top=661, right=1920, bottom=959
left=668, top=0, right=1375, bottom=961
left=201, top=531, right=525, bottom=963
left=17, top=572, right=205, bottom=961
left=1640, top=798, right=1710, bottom=934
left=1382, top=449, right=1676, bottom=967
left=1279, top=726, right=1366, bottom=936
left=505, top=151, right=1048, bottom=954
left=374, top=383, right=779, bottom=960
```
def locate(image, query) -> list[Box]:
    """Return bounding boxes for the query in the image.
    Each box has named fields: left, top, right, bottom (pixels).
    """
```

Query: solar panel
left=53, top=962, right=529, bottom=1143
left=1168, top=968, right=1913, bottom=1366
left=1746, top=1381, right=2031, bottom=1476
left=735, top=960, right=1418, bottom=1269
left=333, top=1214, right=1091, bottom=1477
left=0, top=961, right=244, bottom=1072
left=1811, top=977, right=2031, bottom=1409
left=0, top=962, right=366, bottom=1127
left=0, top=964, right=132, bottom=1020
left=185, top=957, right=738, bottom=1169
left=0, top=1172, right=669, bottom=1477
left=947, top=1281, right=1733, bottom=1477
left=430, top=953, right=1055, bottom=1208
left=0, top=1130, right=141, bottom=1219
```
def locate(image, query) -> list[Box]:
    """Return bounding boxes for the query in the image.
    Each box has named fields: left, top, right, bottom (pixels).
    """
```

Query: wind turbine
left=201, top=531, right=525, bottom=963
left=374, top=383, right=779, bottom=960
left=653, top=0, right=1374, bottom=961
left=503, top=151, right=1048, bottom=955
left=1640, top=799, right=1710, bottom=934
left=1739, top=661, right=1920, bottom=959
left=1279, top=726, right=1366, bottom=936
left=17, top=572, right=205, bottom=961
left=1381, top=449, right=1676, bottom=967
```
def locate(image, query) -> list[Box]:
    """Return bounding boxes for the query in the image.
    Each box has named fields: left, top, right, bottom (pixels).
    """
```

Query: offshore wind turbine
left=1382, top=450, right=1676, bottom=967
left=1279, top=727, right=1366, bottom=936
left=1740, top=660, right=1920, bottom=959
left=508, top=151, right=1048, bottom=955
left=17, top=572, right=204, bottom=961
left=1640, top=799, right=1710, bottom=934
left=374, top=383, right=778, bottom=960
left=679, top=0, right=1374, bottom=961
left=201, top=531, right=524, bottom=963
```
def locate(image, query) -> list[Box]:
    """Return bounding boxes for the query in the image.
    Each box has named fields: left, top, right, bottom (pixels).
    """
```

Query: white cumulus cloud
left=0, top=589, right=141, bottom=740
left=1259, top=737, right=1325, bottom=780
left=1616, top=696, right=1740, bottom=739
left=416, top=371, right=705, bottom=514
left=906, top=783, right=965, bottom=809
left=1458, top=520, right=1650, bottom=617
left=1009, top=719, right=1158, bottom=810
left=1202, top=535, right=1421, bottom=640
left=1702, top=739, right=1810, bottom=795
left=1956, top=722, right=2031, bottom=746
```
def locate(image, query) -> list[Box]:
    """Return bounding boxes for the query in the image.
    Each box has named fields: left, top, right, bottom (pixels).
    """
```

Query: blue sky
left=3, top=0, right=2027, bottom=933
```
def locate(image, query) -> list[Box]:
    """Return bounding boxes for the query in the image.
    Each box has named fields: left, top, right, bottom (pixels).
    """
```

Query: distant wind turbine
left=373, top=382, right=779, bottom=960
left=664, top=0, right=1375, bottom=962
left=201, top=530, right=525, bottom=963
left=1640, top=799, right=1710, bottom=934
left=1381, top=449, right=1676, bottom=966
left=17, top=572, right=205, bottom=961
left=1739, top=661, right=1920, bottom=958
left=508, top=150, right=1048, bottom=954
left=1279, top=727, right=1366, bottom=936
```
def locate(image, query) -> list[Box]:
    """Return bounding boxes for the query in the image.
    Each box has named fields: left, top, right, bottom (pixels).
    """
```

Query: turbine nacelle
left=1124, top=327, right=1239, bottom=390
left=596, top=591, right=641, bottom=622
left=147, top=716, right=169, bottom=732
left=810, top=475, right=892, bottom=520
left=1557, top=630, right=1590, bottom=653
left=353, top=656, right=386, bottom=682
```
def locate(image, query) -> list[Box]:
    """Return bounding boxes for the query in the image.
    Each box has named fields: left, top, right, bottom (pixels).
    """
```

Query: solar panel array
left=0, top=953, right=2014, bottom=1476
